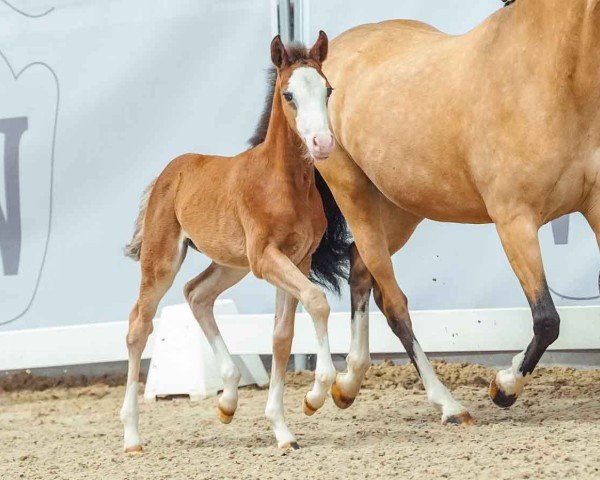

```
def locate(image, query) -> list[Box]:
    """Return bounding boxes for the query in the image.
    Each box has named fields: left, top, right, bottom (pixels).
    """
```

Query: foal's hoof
left=302, top=395, right=318, bottom=416
left=489, top=378, right=518, bottom=408
left=442, top=411, right=475, bottom=426
left=217, top=405, right=235, bottom=424
left=331, top=381, right=355, bottom=410
left=280, top=441, right=300, bottom=452
left=124, top=445, right=143, bottom=455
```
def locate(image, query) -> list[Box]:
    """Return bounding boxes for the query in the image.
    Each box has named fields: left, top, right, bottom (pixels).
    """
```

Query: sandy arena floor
left=2, top=361, right=600, bottom=480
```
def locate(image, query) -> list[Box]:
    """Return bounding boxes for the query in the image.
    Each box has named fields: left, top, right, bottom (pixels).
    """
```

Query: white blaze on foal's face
left=284, top=67, right=334, bottom=160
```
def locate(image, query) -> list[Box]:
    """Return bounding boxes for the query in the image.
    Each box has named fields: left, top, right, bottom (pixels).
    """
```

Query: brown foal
left=120, top=32, right=341, bottom=452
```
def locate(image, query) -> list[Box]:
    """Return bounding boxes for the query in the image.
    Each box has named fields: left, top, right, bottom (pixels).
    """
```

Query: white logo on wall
left=0, top=49, right=59, bottom=325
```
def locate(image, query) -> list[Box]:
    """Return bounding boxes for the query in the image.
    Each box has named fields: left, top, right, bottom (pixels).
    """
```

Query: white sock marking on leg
left=265, top=377, right=296, bottom=448
left=412, top=341, right=467, bottom=419
left=120, top=382, right=141, bottom=449
left=307, top=333, right=337, bottom=409
left=338, top=309, right=370, bottom=396
left=496, top=350, right=529, bottom=396
left=210, top=335, right=240, bottom=413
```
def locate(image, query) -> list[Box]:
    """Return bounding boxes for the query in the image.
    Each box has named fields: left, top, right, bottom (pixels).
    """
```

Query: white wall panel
left=0, top=0, right=276, bottom=330
left=306, top=0, right=600, bottom=311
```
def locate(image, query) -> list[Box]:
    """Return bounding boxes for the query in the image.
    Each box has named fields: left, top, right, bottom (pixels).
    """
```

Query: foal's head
left=271, top=31, right=334, bottom=160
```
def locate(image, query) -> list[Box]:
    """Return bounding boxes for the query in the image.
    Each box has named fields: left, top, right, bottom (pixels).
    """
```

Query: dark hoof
left=489, top=379, right=518, bottom=408
left=442, top=411, right=475, bottom=426
left=281, top=441, right=300, bottom=451
left=331, top=381, right=356, bottom=410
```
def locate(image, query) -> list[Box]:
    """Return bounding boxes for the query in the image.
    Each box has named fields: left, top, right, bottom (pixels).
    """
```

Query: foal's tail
left=124, top=179, right=156, bottom=261
left=310, top=170, right=352, bottom=294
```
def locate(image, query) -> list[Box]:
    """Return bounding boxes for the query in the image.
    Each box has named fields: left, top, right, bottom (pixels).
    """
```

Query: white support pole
left=293, top=354, right=308, bottom=371
left=277, top=0, right=292, bottom=43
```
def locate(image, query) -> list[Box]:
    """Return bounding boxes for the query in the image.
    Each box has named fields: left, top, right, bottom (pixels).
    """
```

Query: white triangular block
left=144, top=300, right=269, bottom=401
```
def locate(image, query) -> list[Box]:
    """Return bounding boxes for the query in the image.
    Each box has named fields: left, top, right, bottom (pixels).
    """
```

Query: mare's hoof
left=442, top=411, right=475, bottom=426
left=217, top=405, right=235, bottom=424
left=489, top=378, right=518, bottom=408
left=281, top=441, right=300, bottom=451
left=302, top=395, right=318, bottom=416
left=331, top=381, right=355, bottom=410
left=124, top=445, right=143, bottom=454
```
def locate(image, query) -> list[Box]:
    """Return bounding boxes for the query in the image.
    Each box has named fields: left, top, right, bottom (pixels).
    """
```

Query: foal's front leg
left=260, top=247, right=337, bottom=416
left=265, top=289, right=299, bottom=449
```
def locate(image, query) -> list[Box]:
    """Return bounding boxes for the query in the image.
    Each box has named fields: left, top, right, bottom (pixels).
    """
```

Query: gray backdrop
left=0, top=0, right=598, bottom=332
left=307, top=0, right=600, bottom=310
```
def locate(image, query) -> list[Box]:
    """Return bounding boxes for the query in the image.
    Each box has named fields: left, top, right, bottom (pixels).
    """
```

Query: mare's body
left=317, top=0, right=600, bottom=421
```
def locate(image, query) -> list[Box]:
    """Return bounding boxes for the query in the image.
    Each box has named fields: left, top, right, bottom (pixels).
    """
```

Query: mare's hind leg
left=265, top=289, right=299, bottom=449
left=489, top=213, right=559, bottom=407
left=318, top=148, right=471, bottom=424
left=352, top=229, right=471, bottom=425
left=120, top=223, right=185, bottom=453
left=184, top=262, right=248, bottom=423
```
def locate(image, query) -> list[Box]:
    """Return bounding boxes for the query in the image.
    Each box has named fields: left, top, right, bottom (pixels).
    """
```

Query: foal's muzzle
left=309, top=133, right=334, bottom=160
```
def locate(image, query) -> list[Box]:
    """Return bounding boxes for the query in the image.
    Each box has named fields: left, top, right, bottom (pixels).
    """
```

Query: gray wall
left=307, top=0, right=600, bottom=311
left=1, top=0, right=598, bottom=332
left=0, top=0, right=276, bottom=329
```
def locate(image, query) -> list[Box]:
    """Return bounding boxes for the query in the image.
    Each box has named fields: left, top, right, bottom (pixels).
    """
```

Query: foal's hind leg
left=265, top=289, right=299, bottom=449
left=120, top=227, right=185, bottom=453
left=489, top=213, right=559, bottom=407
left=184, top=262, right=248, bottom=423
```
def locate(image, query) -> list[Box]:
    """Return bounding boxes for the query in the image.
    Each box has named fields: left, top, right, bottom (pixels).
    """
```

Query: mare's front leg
left=184, top=263, right=248, bottom=423
left=265, top=289, right=299, bottom=449
left=490, top=214, right=560, bottom=407
left=258, top=247, right=337, bottom=416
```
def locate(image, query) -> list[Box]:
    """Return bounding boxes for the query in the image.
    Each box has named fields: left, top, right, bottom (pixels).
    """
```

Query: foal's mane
left=249, top=43, right=312, bottom=147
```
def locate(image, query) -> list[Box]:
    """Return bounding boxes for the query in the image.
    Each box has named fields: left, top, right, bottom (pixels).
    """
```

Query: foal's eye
left=326, top=87, right=334, bottom=97
left=283, top=91, right=294, bottom=102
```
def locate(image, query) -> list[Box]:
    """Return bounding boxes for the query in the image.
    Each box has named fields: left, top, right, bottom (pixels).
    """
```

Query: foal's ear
left=271, top=35, right=289, bottom=68
left=309, top=30, right=328, bottom=64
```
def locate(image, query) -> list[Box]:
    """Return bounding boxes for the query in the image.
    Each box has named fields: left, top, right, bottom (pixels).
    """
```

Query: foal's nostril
left=312, top=134, right=334, bottom=152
